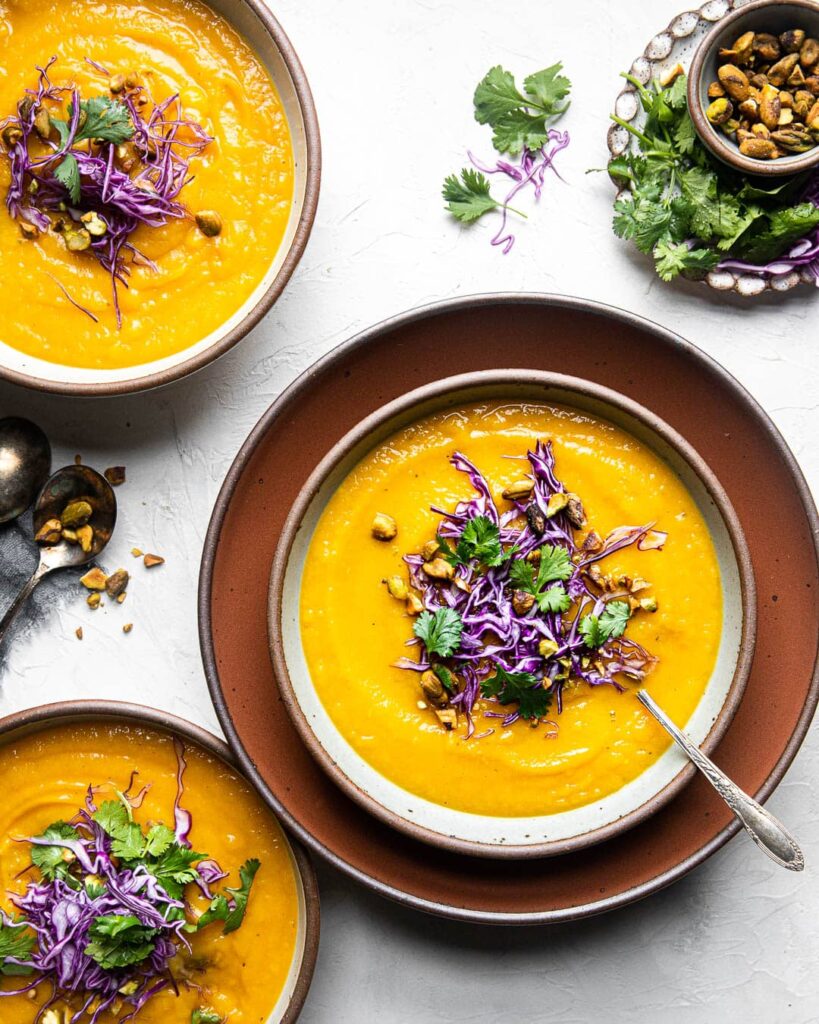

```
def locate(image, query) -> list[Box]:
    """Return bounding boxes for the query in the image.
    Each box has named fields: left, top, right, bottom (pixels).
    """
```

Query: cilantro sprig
left=437, top=514, right=515, bottom=568
left=480, top=665, right=551, bottom=721
left=413, top=607, right=463, bottom=658
left=52, top=95, right=135, bottom=204
left=474, top=63, right=571, bottom=155
left=610, top=72, right=819, bottom=281
left=508, top=544, right=573, bottom=614
left=85, top=914, right=159, bottom=971
left=579, top=600, right=631, bottom=649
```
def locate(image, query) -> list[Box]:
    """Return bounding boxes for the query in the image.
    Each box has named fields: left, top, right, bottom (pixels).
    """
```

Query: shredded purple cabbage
left=399, top=441, right=660, bottom=737
left=468, top=128, right=570, bottom=253
left=0, top=58, right=212, bottom=325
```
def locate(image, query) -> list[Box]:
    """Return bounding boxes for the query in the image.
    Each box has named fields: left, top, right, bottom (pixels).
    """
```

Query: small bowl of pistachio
left=688, top=0, right=819, bottom=176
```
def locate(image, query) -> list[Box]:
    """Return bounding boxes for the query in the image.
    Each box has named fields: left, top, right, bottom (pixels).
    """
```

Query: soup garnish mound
left=1, top=58, right=212, bottom=327
left=388, top=440, right=666, bottom=739
left=0, top=739, right=259, bottom=1023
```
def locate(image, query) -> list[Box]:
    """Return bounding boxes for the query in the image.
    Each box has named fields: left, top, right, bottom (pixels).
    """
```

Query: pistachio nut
left=706, top=97, right=734, bottom=125
left=768, top=53, right=801, bottom=86
left=718, top=64, right=750, bottom=101
left=780, top=29, right=806, bottom=54
left=753, top=33, right=781, bottom=62
left=739, top=136, right=777, bottom=158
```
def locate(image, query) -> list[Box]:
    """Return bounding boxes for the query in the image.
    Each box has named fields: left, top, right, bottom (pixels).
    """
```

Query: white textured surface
left=0, top=0, right=817, bottom=1020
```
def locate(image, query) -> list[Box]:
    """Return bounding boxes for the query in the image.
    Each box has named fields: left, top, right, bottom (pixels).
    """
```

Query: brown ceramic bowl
left=0, top=0, right=320, bottom=397
left=0, top=700, right=320, bottom=1022
left=268, top=369, right=756, bottom=859
left=688, top=0, right=819, bottom=177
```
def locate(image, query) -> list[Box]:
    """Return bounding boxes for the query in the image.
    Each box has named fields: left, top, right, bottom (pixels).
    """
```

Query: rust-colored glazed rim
left=0, top=699, right=320, bottom=1021
left=267, top=368, right=757, bottom=859
left=687, top=0, right=819, bottom=178
left=0, top=0, right=321, bottom=398
left=199, top=293, right=819, bottom=924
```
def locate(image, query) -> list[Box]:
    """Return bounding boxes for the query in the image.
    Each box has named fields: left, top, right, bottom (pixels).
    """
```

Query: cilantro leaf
left=579, top=600, right=632, bottom=649
left=145, top=824, right=176, bottom=858
left=413, top=608, right=463, bottom=658
left=673, top=112, right=698, bottom=156
left=442, top=169, right=499, bottom=223
left=198, top=859, right=260, bottom=935
left=508, top=559, right=535, bottom=591
left=0, top=919, right=35, bottom=976
left=653, top=240, right=719, bottom=282
left=54, top=154, right=81, bottom=205
left=473, top=63, right=571, bottom=154
left=536, top=545, right=573, bottom=586
left=455, top=515, right=503, bottom=566
left=111, top=822, right=146, bottom=861
left=523, top=64, right=571, bottom=114
left=93, top=800, right=131, bottom=837
left=480, top=665, right=551, bottom=721
left=536, top=584, right=571, bottom=614
left=30, top=821, right=80, bottom=882
left=85, top=914, right=157, bottom=971
left=73, top=96, right=134, bottom=146
left=151, top=844, right=207, bottom=900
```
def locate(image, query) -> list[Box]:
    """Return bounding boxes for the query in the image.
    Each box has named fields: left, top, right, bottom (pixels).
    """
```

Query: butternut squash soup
left=0, top=0, right=293, bottom=369
left=0, top=721, right=300, bottom=1023
left=300, top=402, right=723, bottom=818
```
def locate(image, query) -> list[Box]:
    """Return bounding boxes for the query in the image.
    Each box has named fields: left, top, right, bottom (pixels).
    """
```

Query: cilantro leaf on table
left=474, top=62, right=570, bottom=155
left=579, top=600, right=631, bottom=649
left=480, top=665, right=551, bottom=720
left=442, top=169, right=500, bottom=223
left=198, top=859, right=260, bottom=935
left=30, top=821, right=81, bottom=882
left=413, top=608, right=463, bottom=658
left=85, top=914, right=158, bottom=971
left=0, top=918, right=35, bottom=976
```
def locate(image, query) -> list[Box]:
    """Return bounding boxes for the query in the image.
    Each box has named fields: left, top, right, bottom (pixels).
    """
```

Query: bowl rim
left=267, top=367, right=757, bottom=860
left=0, top=698, right=320, bottom=1023
left=687, top=0, right=819, bottom=178
left=0, top=0, right=321, bottom=398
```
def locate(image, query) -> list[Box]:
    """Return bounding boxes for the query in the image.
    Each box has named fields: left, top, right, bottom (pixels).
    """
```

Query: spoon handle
left=637, top=690, right=804, bottom=872
left=0, top=564, right=48, bottom=651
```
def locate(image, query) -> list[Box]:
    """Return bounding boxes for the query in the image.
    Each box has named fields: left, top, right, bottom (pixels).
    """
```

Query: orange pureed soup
left=0, top=0, right=294, bottom=369
left=0, top=722, right=300, bottom=1023
left=300, top=402, right=723, bottom=817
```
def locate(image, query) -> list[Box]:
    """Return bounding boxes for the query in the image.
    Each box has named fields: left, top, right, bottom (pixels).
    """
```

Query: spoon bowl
left=34, top=465, right=117, bottom=569
left=0, top=417, right=51, bottom=525
left=0, top=466, right=116, bottom=653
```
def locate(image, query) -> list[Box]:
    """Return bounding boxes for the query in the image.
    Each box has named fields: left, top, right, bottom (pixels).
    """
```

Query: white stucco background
left=0, top=0, right=817, bottom=1019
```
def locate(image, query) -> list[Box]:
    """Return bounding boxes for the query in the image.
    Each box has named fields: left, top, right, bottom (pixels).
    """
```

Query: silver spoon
left=0, top=417, right=51, bottom=525
left=637, top=689, right=804, bottom=872
left=0, top=465, right=116, bottom=650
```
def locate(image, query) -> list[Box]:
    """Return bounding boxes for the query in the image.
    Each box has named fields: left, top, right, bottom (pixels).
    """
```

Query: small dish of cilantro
left=610, top=71, right=819, bottom=283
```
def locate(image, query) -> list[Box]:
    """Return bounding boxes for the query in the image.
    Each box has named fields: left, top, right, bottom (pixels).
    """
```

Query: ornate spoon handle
left=637, top=690, right=804, bottom=872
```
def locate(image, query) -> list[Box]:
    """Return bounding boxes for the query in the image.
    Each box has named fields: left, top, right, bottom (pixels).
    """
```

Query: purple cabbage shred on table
left=398, top=442, right=664, bottom=739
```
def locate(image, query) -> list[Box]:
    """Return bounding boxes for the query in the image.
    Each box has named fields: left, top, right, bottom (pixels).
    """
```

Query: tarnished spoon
left=0, top=417, right=51, bottom=525
left=0, top=465, right=116, bottom=650
left=637, top=689, right=804, bottom=872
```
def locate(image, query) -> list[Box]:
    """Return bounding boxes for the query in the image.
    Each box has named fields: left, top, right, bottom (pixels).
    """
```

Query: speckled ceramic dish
left=0, top=0, right=320, bottom=397
left=687, top=0, right=819, bottom=178
left=269, top=370, right=755, bottom=859
left=0, top=700, right=320, bottom=1021
left=607, top=0, right=818, bottom=295
left=199, top=295, right=819, bottom=924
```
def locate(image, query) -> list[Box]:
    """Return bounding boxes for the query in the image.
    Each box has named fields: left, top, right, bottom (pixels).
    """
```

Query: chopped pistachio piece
left=371, top=513, right=397, bottom=541
left=80, top=567, right=108, bottom=591
left=35, top=518, right=63, bottom=545
left=61, top=500, right=93, bottom=527
left=385, top=575, right=408, bottom=600
left=143, top=553, right=165, bottom=568
left=105, top=569, right=129, bottom=599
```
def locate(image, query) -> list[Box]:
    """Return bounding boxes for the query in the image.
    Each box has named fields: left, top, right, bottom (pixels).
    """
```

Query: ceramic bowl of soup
left=0, top=700, right=319, bottom=1023
left=269, top=370, right=756, bottom=859
left=0, top=0, right=320, bottom=395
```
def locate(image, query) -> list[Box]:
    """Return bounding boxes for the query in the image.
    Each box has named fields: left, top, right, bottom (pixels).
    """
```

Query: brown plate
left=199, top=294, right=819, bottom=924
left=0, top=700, right=320, bottom=1020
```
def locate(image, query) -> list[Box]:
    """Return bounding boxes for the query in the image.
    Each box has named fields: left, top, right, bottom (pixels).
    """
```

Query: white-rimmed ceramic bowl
left=269, top=370, right=756, bottom=860
left=0, top=0, right=320, bottom=396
